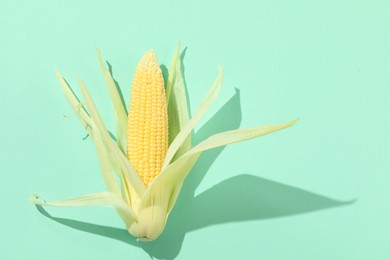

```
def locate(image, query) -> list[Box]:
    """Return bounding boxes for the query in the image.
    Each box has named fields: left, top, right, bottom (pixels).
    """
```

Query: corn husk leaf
left=144, top=119, right=297, bottom=220
left=78, top=79, right=145, bottom=208
left=166, top=43, right=180, bottom=104
left=29, top=192, right=137, bottom=228
left=96, top=49, right=128, bottom=154
left=141, top=84, right=297, bottom=240
left=55, top=70, right=92, bottom=132
left=166, top=42, right=192, bottom=159
left=187, top=119, right=299, bottom=155
left=162, top=67, right=223, bottom=169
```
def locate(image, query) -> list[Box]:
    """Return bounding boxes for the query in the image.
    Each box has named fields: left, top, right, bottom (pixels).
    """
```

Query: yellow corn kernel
left=127, top=50, right=168, bottom=187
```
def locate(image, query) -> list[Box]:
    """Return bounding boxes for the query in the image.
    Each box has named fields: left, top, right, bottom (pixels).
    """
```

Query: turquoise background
left=1, top=0, right=390, bottom=259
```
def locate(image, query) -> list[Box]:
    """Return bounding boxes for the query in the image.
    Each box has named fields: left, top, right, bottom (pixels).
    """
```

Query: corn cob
left=127, top=50, right=168, bottom=187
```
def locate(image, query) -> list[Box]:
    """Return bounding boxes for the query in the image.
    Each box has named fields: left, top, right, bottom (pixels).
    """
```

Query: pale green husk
left=30, top=44, right=297, bottom=241
left=166, top=42, right=192, bottom=160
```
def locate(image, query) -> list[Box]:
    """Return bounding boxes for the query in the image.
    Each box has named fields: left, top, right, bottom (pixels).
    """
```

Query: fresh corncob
left=127, top=50, right=169, bottom=187
left=31, top=46, right=297, bottom=242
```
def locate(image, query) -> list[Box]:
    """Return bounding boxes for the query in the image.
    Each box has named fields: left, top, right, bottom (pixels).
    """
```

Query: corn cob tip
left=137, top=49, right=158, bottom=70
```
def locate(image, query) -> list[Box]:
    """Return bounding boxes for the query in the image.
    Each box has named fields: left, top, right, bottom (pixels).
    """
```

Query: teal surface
left=1, top=0, right=390, bottom=259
